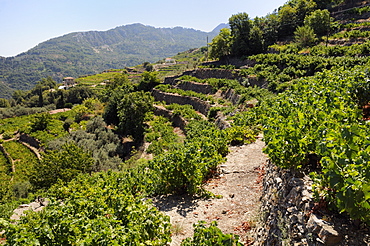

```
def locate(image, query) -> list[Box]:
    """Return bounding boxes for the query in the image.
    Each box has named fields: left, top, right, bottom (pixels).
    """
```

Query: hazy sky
left=0, top=0, right=287, bottom=57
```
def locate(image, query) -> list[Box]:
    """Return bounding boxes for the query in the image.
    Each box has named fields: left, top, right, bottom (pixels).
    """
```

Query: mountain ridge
left=0, top=23, right=225, bottom=98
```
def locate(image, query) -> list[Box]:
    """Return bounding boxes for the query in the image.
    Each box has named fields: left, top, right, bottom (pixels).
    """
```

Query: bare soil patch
left=153, top=136, right=268, bottom=245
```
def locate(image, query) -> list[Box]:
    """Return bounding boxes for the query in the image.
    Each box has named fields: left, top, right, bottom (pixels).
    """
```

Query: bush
left=30, top=113, right=52, bottom=132
left=294, top=25, right=317, bottom=48
left=181, top=221, right=243, bottom=246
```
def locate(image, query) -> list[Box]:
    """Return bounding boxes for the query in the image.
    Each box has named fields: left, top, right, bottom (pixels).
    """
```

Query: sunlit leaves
left=262, top=66, right=370, bottom=224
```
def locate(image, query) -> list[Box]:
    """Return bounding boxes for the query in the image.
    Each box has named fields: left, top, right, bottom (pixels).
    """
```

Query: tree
left=105, top=73, right=131, bottom=91
left=37, top=85, right=44, bottom=107
left=137, top=71, right=160, bottom=92
left=12, top=90, right=26, bottom=105
left=38, top=76, right=56, bottom=89
left=278, top=4, right=298, bottom=36
left=56, top=90, right=66, bottom=109
left=294, top=25, right=317, bottom=47
left=0, top=98, right=10, bottom=108
left=30, top=143, right=94, bottom=189
left=118, top=91, right=154, bottom=141
left=261, top=13, right=280, bottom=46
left=314, top=0, right=333, bottom=9
left=72, top=104, right=91, bottom=122
left=209, top=28, right=232, bottom=60
left=143, top=62, right=153, bottom=72
left=102, top=80, right=135, bottom=126
left=278, top=0, right=317, bottom=37
left=82, top=97, right=104, bottom=114
left=249, top=24, right=265, bottom=55
left=294, top=0, right=317, bottom=25
left=229, top=13, right=252, bottom=57
left=30, top=112, right=52, bottom=132
left=66, top=86, right=95, bottom=105
left=304, top=9, right=331, bottom=36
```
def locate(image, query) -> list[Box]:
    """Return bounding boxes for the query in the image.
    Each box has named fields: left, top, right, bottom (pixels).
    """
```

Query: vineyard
left=1, top=0, right=370, bottom=245
left=262, top=66, right=370, bottom=224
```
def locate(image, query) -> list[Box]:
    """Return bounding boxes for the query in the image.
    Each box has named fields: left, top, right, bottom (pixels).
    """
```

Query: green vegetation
left=75, top=71, right=125, bottom=86
left=117, top=91, right=154, bottom=141
left=155, top=84, right=215, bottom=103
left=145, top=116, right=183, bottom=156
left=0, top=24, right=220, bottom=98
left=48, top=117, right=124, bottom=172
left=30, top=143, right=94, bottom=190
left=181, top=221, right=243, bottom=246
left=3, top=171, right=171, bottom=245
left=1, top=0, right=370, bottom=244
left=240, top=52, right=369, bottom=92
left=2, top=141, right=38, bottom=183
left=164, top=104, right=202, bottom=120
left=262, top=66, right=370, bottom=223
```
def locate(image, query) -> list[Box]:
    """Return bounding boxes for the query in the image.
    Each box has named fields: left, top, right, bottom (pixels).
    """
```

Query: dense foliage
left=30, top=143, right=94, bottom=190
left=2, top=171, right=171, bottom=245
left=241, top=52, right=370, bottom=92
left=47, top=117, right=124, bottom=172
left=262, top=66, right=370, bottom=224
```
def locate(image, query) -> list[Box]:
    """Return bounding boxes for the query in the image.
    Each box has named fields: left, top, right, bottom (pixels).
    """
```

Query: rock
left=318, top=225, right=342, bottom=246
left=307, top=214, right=342, bottom=245
left=307, top=214, right=325, bottom=234
left=10, top=198, right=49, bottom=221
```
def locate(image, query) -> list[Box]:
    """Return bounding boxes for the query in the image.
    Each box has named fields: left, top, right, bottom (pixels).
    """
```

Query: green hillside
left=0, top=23, right=224, bottom=98
left=1, top=0, right=370, bottom=245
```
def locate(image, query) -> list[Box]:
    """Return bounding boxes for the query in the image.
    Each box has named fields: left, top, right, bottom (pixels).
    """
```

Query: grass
left=2, top=141, right=39, bottom=182
left=76, top=72, right=123, bottom=86
left=0, top=150, right=11, bottom=174
left=171, top=221, right=186, bottom=235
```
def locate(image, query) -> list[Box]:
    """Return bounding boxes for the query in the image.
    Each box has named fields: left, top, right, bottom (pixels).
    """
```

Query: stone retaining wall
left=152, top=89, right=211, bottom=115
left=153, top=105, right=188, bottom=132
left=19, top=133, right=41, bottom=149
left=221, top=89, right=241, bottom=105
left=254, top=161, right=370, bottom=246
left=190, top=68, right=239, bottom=80
left=163, top=68, right=239, bottom=84
left=174, top=80, right=215, bottom=95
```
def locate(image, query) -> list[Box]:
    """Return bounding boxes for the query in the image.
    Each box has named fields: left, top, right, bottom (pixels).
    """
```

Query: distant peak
left=211, top=23, right=229, bottom=33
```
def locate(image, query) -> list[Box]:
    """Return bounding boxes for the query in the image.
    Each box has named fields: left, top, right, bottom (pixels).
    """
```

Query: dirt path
left=153, top=136, right=268, bottom=245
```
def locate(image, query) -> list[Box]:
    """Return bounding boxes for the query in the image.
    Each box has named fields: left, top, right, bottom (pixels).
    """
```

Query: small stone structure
left=63, top=77, right=75, bottom=87
left=221, top=88, right=241, bottom=105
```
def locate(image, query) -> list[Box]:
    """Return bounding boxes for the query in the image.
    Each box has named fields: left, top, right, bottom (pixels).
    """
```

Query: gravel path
left=153, top=136, right=268, bottom=245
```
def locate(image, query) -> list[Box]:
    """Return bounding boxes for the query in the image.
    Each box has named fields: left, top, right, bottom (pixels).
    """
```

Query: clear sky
left=0, top=0, right=287, bottom=57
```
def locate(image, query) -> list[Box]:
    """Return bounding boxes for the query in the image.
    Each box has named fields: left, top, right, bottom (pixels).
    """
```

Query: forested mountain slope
left=0, top=23, right=225, bottom=98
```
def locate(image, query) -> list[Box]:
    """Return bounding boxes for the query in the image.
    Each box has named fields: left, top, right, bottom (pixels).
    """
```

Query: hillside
left=1, top=0, right=370, bottom=245
left=0, top=23, right=225, bottom=98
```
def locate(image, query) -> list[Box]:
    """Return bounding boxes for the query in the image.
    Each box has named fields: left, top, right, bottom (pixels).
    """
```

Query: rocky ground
left=153, top=135, right=268, bottom=245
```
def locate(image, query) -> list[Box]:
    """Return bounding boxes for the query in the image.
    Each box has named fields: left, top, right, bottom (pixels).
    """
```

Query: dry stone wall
left=153, top=105, right=188, bottom=132
left=174, top=80, right=215, bottom=95
left=19, top=133, right=41, bottom=149
left=221, top=89, right=241, bottom=105
left=254, top=161, right=370, bottom=246
left=151, top=89, right=211, bottom=115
